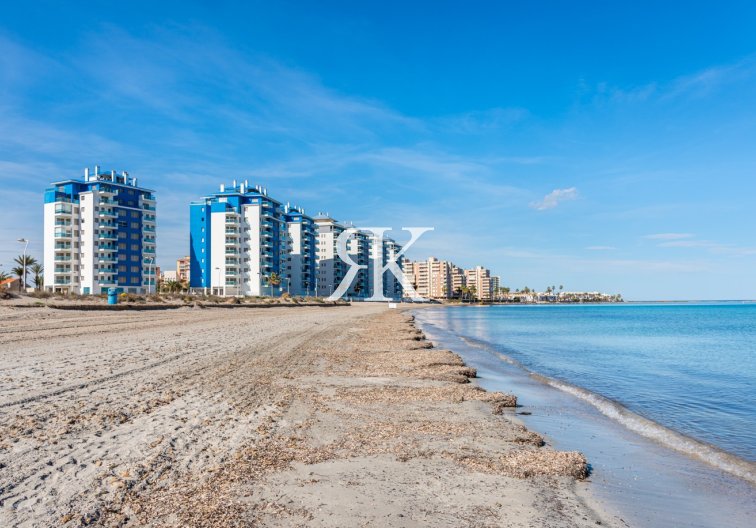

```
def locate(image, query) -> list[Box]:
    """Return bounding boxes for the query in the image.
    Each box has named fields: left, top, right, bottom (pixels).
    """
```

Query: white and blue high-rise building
left=43, top=166, right=157, bottom=294
left=189, top=181, right=316, bottom=296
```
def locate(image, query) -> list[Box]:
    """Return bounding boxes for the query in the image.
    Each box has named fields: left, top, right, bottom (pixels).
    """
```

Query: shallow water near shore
left=415, top=304, right=756, bottom=528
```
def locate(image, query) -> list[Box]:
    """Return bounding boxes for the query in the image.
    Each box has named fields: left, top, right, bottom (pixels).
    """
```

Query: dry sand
left=0, top=303, right=624, bottom=527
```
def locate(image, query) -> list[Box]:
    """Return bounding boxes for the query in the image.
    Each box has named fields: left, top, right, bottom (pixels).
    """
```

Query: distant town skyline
left=2, top=1, right=756, bottom=300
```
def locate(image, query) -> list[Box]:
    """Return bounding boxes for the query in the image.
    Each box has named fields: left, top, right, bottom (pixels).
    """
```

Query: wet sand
left=0, top=303, right=622, bottom=527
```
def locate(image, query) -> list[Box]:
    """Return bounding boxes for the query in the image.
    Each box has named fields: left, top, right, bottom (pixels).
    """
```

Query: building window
left=131, top=255, right=139, bottom=262
left=131, top=222, right=139, bottom=229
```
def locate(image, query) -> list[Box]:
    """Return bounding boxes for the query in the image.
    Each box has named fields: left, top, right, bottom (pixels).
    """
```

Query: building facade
left=189, top=182, right=317, bottom=296
left=176, top=256, right=191, bottom=283
left=465, top=266, right=493, bottom=301
left=315, top=216, right=348, bottom=298
left=403, top=257, right=456, bottom=299
left=284, top=206, right=317, bottom=296
left=43, top=166, right=156, bottom=295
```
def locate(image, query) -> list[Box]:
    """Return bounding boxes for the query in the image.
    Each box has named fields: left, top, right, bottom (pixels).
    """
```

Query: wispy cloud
left=644, top=233, right=694, bottom=240
left=585, top=246, right=616, bottom=251
left=530, top=187, right=578, bottom=210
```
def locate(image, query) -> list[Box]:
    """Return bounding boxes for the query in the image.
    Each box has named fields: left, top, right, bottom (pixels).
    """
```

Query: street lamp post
left=17, top=238, right=28, bottom=292
left=145, top=257, right=155, bottom=295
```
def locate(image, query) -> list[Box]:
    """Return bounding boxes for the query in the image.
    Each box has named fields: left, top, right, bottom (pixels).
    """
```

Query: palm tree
left=30, top=263, right=44, bottom=290
left=11, top=266, right=25, bottom=290
left=13, top=255, right=37, bottom=289
left=468, top=285, right=477, bottom=301
left=265, top=272, right=282, bottom=296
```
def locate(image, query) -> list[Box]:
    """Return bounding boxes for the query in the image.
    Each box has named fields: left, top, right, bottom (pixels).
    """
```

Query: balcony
left=54, top=267, right=72, bottom=274
left=98, top=268, right=116, bottom=274
left=225, top=249, right=238, bottom=255
left=142, top=204, right=156, bottom=211
left=54, top=206, right=72, bottom=215
left=143, top=225, right=156, bottom=232
left=54, top=255, right=72, bottom=262
left=99, top=257, right=118, bottom=264
left=98, top=233, right=118, bottom=241
left=142, top=194, right=156, bottom=202
left=225, top=229, right=239, bottom=236
left=99, top=279, right=117, bottom=286
left=54, top=242, right=72, bottom=250
left=143, top=247, right=156, bottom=254
left=143, top=215, right=156, bottom=223
left=99, top=197, right=116, bottom=205
left=54, top=278, right=72, bottom=285
left=54, top=230, right=72, bottom=238
left=99, top=210, right=117, bottom=219
left=98, top=245, right=117, bottom=252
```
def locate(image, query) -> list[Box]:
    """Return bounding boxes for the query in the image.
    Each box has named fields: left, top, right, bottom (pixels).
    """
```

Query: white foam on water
left=456, top=334, right=756, bottom=485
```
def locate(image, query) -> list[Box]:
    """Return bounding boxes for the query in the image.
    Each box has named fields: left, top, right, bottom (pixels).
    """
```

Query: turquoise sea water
left=418, top=302, right=756, bottom=470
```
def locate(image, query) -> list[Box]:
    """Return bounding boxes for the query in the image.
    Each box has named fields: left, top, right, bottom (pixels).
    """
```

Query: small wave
left=445, top=330, right=756, bottom=484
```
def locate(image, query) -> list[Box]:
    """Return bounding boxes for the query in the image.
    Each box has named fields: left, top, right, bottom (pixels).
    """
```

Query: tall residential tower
left=189, top=182, right=316, bottom=296
left=43, top=166, right=157, bottom=294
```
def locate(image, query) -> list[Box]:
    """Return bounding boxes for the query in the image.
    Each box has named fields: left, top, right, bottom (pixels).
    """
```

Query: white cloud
left=530, top=187, right=578, bottom=210
left=644, top=233, right=694, bottom=240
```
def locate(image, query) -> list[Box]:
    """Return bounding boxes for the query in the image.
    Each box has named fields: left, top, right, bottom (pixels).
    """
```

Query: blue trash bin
left=107, top=288, right=118, bottom=305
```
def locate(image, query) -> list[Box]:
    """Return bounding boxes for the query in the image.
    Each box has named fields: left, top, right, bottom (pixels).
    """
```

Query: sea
left=414, top=302, right=756, bottom=528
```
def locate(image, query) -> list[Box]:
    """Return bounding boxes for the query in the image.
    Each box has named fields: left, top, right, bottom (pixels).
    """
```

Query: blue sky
left=1, top=1, right=755, bottom=300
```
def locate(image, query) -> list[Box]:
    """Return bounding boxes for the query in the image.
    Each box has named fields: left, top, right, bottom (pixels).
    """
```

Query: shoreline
left=0, top=304, right=622, bottom=527
left=415, top=306, right=756, bottom=527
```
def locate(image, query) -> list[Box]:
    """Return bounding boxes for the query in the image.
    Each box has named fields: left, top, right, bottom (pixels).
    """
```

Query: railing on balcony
left=54, top=278, right=72, bottom=285
left=143, top=247, right=156, bottom=254
left=54, top=255, right=72, bottom=262
left=54, top=230, right=72, bottom=238
left=54, top=206, right=72, bottom=214
left=99, top=210, right=117, bottom=218
left=54, top=267, right=71, bottom=274
left=142, top=204, right=156, bottom=211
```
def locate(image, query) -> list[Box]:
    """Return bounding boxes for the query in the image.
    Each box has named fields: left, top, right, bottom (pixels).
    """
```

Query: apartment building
left=284, top=206, right=317, bottom=296
left=189, top=181, right=315, bottom=296
left=465, top=265, right=494, bottom=300
left=176, top=256, right=190, bottom=283
left=380, top=237, right=404, bottom=300
left=314, top=215, right=347, bottom=298
left=43, top=166, right=156, bottom=294
left=403, top=257, right=454, bottom=299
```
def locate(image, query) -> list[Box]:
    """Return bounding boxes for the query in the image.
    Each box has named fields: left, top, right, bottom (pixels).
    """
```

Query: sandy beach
left=0, top=303, right=622, bottom=527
